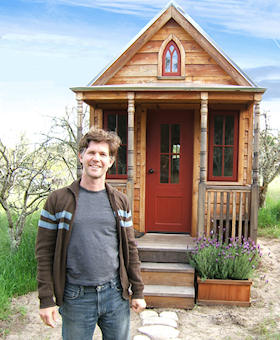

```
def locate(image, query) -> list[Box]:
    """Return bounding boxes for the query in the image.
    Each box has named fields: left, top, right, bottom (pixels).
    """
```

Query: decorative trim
left=158, top=34, right=185, bottom=77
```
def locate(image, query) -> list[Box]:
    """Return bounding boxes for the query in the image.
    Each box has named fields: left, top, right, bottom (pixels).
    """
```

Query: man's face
left=78, top=141, right=114, bottom=181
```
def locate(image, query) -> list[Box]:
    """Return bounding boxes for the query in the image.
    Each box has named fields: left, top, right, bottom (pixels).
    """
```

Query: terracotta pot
left=197, top=276, right=252, bottom=307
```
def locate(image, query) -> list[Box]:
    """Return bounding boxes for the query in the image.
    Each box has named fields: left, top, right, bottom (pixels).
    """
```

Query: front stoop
left=137, top=234, right=195, bottom=309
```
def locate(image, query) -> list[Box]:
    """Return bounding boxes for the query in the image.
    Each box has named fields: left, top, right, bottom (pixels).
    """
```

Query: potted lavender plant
left=188, top=234, right=262, bottom=306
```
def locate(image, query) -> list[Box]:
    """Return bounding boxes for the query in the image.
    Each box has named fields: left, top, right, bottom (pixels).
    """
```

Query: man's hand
left=39, top=306, right=58, bottom=328
left=131, top=298, right=146, bottom=313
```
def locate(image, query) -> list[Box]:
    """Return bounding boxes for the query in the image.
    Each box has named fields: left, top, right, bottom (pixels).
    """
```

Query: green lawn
left=258, top=176, right=280, bottom=238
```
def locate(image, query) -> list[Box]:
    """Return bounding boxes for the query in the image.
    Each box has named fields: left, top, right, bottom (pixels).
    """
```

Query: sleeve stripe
left=38, top=220, right=57, bottom=230
left=41, top=209, right=56, bottom=221
left=119, top=220, right=133, bottom=228
left=118, top=210, right=132, bottom=218
left=41, top=209, right=72, bottom=221
left=55, top=211, right=72, bottom=220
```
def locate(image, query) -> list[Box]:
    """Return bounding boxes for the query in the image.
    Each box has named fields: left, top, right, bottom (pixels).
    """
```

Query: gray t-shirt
left=66, top=187, right=119, bottom=286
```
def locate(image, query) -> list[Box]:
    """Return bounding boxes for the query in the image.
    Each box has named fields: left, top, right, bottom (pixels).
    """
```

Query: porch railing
left=204, top=185, right=255, bottom=242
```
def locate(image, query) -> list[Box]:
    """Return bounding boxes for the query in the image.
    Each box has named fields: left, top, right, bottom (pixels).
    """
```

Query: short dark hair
left=78, top=128, right=121, bottom=158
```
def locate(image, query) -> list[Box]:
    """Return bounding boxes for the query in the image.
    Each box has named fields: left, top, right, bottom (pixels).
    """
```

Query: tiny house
left=71, top=2, right=265, bottom=243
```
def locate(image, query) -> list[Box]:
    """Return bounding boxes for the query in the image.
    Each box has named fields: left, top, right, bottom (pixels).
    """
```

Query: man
left=36, top=128, right=146, bottom=340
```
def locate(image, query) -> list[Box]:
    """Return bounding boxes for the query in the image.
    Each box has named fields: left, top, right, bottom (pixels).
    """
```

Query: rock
left=138, top=325, right=180, bottom=339
left=142, top=316, right=178, bottom=328
left=133, top=335, right=151, bottom=340
left=159, top=311, right=178, bottom=321
left=140, top=310, right=159, bottom=320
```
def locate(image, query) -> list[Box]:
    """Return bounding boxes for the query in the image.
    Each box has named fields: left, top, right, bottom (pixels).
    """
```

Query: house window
left=104, top=111, right=127, bottom=178
left=162, top=40, right=181, bottom=76
left=208, top=111, right=239, bottom=181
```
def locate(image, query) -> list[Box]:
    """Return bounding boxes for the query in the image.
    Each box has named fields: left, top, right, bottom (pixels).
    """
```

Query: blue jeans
left=59, top=278, right=130, bottom=340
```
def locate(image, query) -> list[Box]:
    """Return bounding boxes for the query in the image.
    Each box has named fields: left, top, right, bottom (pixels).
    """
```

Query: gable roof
left=87, top=1, right=257, bottom=87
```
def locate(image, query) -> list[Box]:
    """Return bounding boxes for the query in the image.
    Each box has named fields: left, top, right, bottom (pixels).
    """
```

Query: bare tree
left=43, top=105, right=89, bottom=180
left=259, top=112, right=280, bottom=208
left=0, top=136, right=58, bottom=249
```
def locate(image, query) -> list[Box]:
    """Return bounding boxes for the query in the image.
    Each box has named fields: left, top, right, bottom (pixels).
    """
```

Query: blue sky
left=0, top=0, right=279, bottom=145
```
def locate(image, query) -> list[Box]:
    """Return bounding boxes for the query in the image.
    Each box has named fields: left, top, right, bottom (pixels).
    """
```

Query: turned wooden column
left=76, top=92, right=84, bottom=178
left=197, top=92, right=208, bottom=236
left=251, top=100, right=261, bottom=242
left=127, top=92, right=135, bottom=211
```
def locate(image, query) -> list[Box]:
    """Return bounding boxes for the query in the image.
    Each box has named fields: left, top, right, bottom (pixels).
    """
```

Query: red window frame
left=162, top=40, right=181, bottom=76
left=103, top=111, right=128, bottom=179
left=208, top=111, right=239, bottom=181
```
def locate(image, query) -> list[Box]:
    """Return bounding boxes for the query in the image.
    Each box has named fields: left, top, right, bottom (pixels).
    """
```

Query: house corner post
left=76, top=92, right=84, bottom=179
left=127, top=92, right=135, bottom=213
left=197, top=92, right=208, bottom=237
left=251, top=100, right=261, bottom=242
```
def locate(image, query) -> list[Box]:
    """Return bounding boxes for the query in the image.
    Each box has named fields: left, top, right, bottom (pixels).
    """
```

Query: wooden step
left=141, top=262, right=194, bottom=286
left=138, top=246, right=191, bottom=263
left=144, top=285, right=195, bottom=309
left=137, top=233, right=195, bottom=263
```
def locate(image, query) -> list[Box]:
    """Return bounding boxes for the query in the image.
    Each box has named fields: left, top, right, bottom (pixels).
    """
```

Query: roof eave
left=71, top=85, right=266, bottom=93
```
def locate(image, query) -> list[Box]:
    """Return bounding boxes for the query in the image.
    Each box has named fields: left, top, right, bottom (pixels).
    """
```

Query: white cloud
left=28, top=0, right=280, bottom=39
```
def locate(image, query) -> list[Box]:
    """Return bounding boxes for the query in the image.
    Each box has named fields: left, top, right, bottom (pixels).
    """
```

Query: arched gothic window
left=162, top=40, right=181, bottom=76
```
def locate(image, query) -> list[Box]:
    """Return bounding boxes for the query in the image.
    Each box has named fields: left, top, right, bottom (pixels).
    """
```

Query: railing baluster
left=225, top=192, right=230, bottom=243
left=238, top=192, right=243, bottom=241
left=219, top=192, right=224, bottom=241
left=206, top=191, right=211, bottom=236
left=232, top=192, right=236, bottom=239
left=213, top=192, right=217, bottom=237
left=244, top=192, right=249, bottom=239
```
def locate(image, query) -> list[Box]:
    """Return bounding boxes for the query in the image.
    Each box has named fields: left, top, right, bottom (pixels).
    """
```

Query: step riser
left=139, top=250, right=190, bottom=263
left=145, top=296, right=194, bottom=309
left=142, top=271, right=194, bottom=286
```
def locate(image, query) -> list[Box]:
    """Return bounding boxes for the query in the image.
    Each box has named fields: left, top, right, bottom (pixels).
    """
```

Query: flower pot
left=197, top=277, right=252, bottom=307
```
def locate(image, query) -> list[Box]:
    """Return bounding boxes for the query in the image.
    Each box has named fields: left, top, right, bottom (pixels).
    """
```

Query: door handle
left=148, top=168, right=154, bottom=174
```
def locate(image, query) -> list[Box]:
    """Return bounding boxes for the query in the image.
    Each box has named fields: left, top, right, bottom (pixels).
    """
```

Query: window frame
left=162, top=40, right=181, bottom=76
left=208, top=111, right=239, bottom=182
left=103, top=110, right=128, bottom=179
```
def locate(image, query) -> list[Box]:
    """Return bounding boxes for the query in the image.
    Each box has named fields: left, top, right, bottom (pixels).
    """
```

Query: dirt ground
left=1, top=237, right=280, bottom=340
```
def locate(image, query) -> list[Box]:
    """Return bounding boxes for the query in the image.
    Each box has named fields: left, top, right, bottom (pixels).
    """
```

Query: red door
left=146, top=110, right=193, bottom=233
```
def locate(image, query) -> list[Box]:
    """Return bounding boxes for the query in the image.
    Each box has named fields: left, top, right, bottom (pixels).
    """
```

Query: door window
left=160, top=124, right=180, bottom=183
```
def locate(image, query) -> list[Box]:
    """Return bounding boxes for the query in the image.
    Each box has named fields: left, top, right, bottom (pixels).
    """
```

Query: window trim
left=208, top=111, right=239, bottom=182
left=103, top=110, right=128, bottom=179
left=157, top=33, right=185, bottom=78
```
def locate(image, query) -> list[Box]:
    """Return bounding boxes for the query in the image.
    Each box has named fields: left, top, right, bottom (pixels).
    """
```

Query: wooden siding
left=107, top=19, right=237, bottom=86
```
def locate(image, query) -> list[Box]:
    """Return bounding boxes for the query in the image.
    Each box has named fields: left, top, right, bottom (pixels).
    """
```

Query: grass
left=258, top=176, right=280, bottom=238
left=0, top=212, right=38, bottom=322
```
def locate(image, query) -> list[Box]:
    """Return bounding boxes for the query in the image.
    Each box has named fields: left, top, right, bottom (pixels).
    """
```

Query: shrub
left=188, top=234, right=262, bottom=280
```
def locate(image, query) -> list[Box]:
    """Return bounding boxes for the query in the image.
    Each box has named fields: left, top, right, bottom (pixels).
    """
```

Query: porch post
left=127, top=92, right=135, bottom=212
left=76, top=92, right=84, bottom=179
left=251, top=100, right=261, bottom=242
left=197, top=92, right=208, bottom=236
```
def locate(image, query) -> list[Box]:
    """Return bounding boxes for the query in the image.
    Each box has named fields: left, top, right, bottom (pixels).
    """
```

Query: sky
left=0, top=0, right=279, bottom=145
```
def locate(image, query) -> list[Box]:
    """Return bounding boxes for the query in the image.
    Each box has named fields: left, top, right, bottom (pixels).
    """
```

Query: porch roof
left=71, top=83, right=266, bottom=93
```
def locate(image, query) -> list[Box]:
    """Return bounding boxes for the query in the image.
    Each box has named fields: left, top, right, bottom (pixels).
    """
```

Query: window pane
left=118, top=145, right=127, bottom=175
left=108, top=114, right=116, bottom=131
left=225, top=116, right=234, bottom=145
left=165, top=51, right=171, bottom=72
left=118, top=114, right=127, bottom=144
left=224, top=147, right=233, bottom=177
left=160, top=155, right=169, bottom=183
left=214, top=116, right=223, bottom=145
left=170, top=45, right=174, bottom=52
left=171, top=124, right=180, bottom=153
left=213, top=147, right=222, bottom=176
left=172, top=50, right=178, bottom=72
left=171, top=155, right=180, bottom=183
left=161, top=124, right=169, bottom=153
